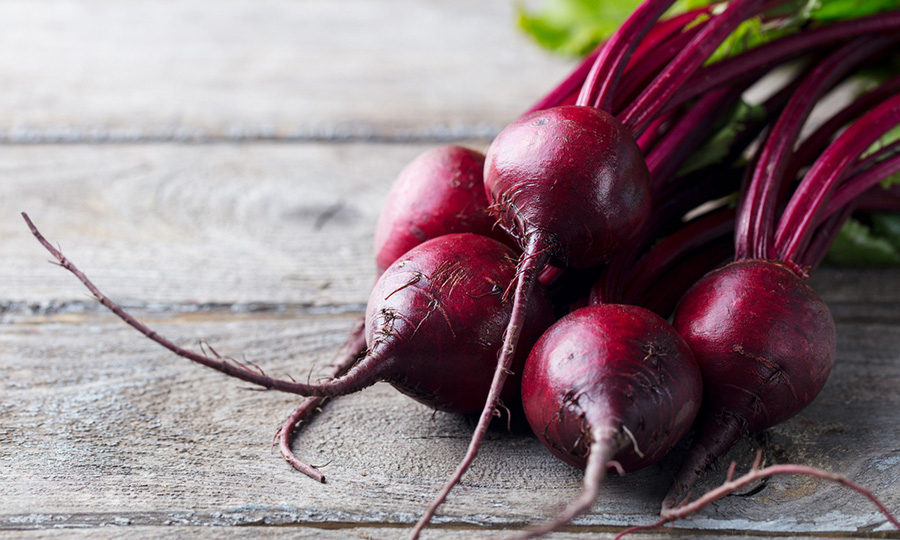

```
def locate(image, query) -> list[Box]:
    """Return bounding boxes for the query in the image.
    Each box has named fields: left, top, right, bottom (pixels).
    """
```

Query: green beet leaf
left=826, top=216, right=900, bottom=266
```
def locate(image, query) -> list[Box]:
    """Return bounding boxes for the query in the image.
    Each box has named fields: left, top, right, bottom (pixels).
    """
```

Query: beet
left=485, top=105, right=652, bottom=269
left=665, top=259, right=835, bottom=508
left=662, top=45, right=900, bottom=513
left=361, top=233, right=553, bottom=413
left=374, top=146, right=504, bottom=274
left=525, top=304, right=702, bottom=471
left=514, top=304, right=702, bottom=538
left=673, top=260, right=835, bottom=432
left=283, top=145, right=517, bottom=478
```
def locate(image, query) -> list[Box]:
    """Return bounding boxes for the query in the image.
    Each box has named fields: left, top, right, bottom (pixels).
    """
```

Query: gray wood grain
left=0, top=0, right=570, bottom=143
left=2, top=286, right=900, bottom=537
left=2, top=529, right=895, bottom=540
left=2, top=142, right=425, bottom=307
left=4, top=528, right=890, bottom=540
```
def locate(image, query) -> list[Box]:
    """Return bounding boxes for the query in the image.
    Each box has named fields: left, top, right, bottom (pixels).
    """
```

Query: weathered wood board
left=2, top=309, right=900, bottom=537
left=0, top=0, right=569, bottom=142
left=2, top=1, right=900, bottom=539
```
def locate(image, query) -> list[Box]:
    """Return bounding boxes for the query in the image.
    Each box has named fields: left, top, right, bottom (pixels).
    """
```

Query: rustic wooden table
left=2, top=1, right=899, bottom=539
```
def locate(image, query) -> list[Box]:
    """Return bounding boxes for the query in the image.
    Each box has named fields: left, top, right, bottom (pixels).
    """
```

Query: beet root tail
left=509, top=429, right=619, bottom=540
left=662, top=411, right=743, bottom=513
left=277, top=317, right=368, bottom=482
left=23, top=212, right=384, bottom=398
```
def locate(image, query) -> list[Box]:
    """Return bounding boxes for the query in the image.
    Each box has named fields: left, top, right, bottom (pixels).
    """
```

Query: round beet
left=665, top=259, right=835, bottom=508
left=374, top=145, right=504, bottom=274
left=524, top=304, right=702, bottom=471
left=485, top=105, right=652, bottom=269
left=281, top=146, right=518, bottom=479
left=516, top=304, right=702, bottom=537
left=237, top=233, right=553, bottom=414
left=363, top=233, right=553, bottom=413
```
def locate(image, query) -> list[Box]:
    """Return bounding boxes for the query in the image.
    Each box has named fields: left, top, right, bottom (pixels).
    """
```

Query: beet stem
left=576, top=0, right=677, bottom=111
left=508, top=430, right=617, bottom=540
left=634, top=111, right=673, bottom=154
left=669, top=10, right=900, bottom=113
left=526, top=47, right=603, bottom=114
left=23, top=212, right=381, bottom=397
left=624, top=207, right=736, bottom=305
left=736, top=36, right=896, bottom=261
left=528, top=7, right=709, bottom=116
left=824, top=146, right=900, bottom=218
left=276, top=317, right=367, bottom=482
left=788, top=74, right=900, bottom=185
left=644, top=86, right=736, bottom=190
left=774, top=93, right=900, bottom=263
left=798, top=204, right=855, bottom=271
left=612, top=20, right=705, bottom=116
left=797, top=146, right=900, bottom=269
left=620, top=0, right=764, bottom=136
left=408, top=235, right=548, bottom=540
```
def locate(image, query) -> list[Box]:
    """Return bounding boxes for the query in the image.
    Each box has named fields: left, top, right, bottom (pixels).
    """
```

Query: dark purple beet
left=524, top=304, right=702, bottom=473
left=362, top=233, right=553, bottom=413
left=666, top=258, right=835, bottom=508
left=514, top=304, right=701, bottom=538
left=282, top=146, right=518, bottom=479
left=374, top=145, right=504, bottom=274
left=485, top=105, right=652, bottom=269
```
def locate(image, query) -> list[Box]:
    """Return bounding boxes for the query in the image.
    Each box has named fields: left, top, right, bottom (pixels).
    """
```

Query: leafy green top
left=517, top=0, right=900, bottom=59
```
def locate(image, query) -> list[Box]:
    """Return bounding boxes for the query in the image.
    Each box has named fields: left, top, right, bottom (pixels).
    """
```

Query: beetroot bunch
left=25, top=0, right=900, bottom=538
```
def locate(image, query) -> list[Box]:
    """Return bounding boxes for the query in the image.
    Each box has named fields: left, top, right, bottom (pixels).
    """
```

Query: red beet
left=373, top=146, right=504, bottom=274
left=663, top=61, right=900, bottom=512
left=486, top=105, right=652, bottom=269
left=359, top=233, right=553, bottom=412
left=283, top=146, right=514, bottom=477
left=665, top=259, right=835, bottom=507
left=223, top=233, right=554, bottom=414
left=674, top=260, right=835, bottom=431
left=525, top=304, right=702, bottom=470
left=514, top=304, right=701, bottom=538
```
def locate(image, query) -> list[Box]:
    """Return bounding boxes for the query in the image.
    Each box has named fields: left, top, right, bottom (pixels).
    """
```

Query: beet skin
left=367, top=233, right=554, bottom=413
left=374, top=146, right=503, bottom=274
left=522, top=304, right=702, bottom=473
left=672, top=259, right=835, bottom=432
left=666, top=258, right=836, bottom=507
left=484, top=105, right=652, bottom=269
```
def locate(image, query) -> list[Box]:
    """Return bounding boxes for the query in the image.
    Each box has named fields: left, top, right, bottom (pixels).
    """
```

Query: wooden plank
left=2, top=307, right=899, bottom=536
left=2, top=0, right=900, bottom=536
left=810, top=268, right=900, bottom=323
left=0, top=528, right=889, bottom=540
left=0, top=0, right=571, bottom=142
left=4, top=142, right=900, bottom=311
left=1, top=142, right=431, bottom=308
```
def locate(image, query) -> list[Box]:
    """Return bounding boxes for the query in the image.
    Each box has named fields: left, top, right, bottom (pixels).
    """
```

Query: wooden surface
left=1, top=1, right=899, bottom=539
